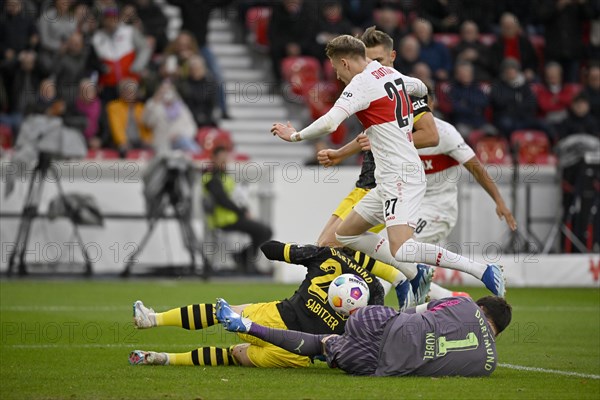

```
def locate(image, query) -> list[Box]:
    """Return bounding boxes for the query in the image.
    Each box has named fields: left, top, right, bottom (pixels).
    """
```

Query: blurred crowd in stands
left=1, top=0, right=599, bottom=162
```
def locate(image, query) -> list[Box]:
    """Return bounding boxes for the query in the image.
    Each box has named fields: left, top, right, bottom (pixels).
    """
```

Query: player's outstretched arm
left=317, top=134, right=366, bottom=167
left=271, top=107, right=349, bottom=143
left=463, top=157, right=517, bottom=231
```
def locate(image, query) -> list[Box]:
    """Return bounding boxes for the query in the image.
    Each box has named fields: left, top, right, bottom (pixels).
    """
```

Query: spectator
left=454, top=0, right=494, bottom=33
left=490, top=58, right=549, bottom=140
left=165, top=0, right=233, bottom=118
left=412, top=62, right=433, bottom=89
left=122, top=0, right=169, bottom=54
left=0, top=0, right=39, bottom=63
left=163, top=31, right=201, bottom=80
left=374, top=7, right=406, bottom=48
left=449, top=61, right=495, bottom=137
left=0, top=50, right=47, bottom=133
left=535, top=0, right=594, bottom=83
left=494, top=0, right=536, bottom=33
left=582, top=65, right=600, bottom=117
left=143, top=80, right=199, bottom=156
left=53, top=32, right=90, bottom=105
left=417, top=0, right=459, bottom=33
left=535, top=62, right=581, bottom=125
left=413, top=19, right=452, bottom=81
left=490, top=13, right=538, bottom=82
left=394, top=35, right=420, bottom=74
left=340, top=0, right=376, bottom=30
left=74, top=78, right=103, bottom=149
left=106, top=78, right=152, bottom=155
left=38, top=0, right=81, bottom=70
left=176, top=55, right=218, bottom=128
left=315, top=1, right=354, bottom=56
left=91, top=7, right=151, bottom=102
left=202, top=146, right=273, bottom=274
left=453, top=20, right=492, bottom=82
left=557, top=93, right=599, bottom=140
left=267, top=0, right=319, bottom=83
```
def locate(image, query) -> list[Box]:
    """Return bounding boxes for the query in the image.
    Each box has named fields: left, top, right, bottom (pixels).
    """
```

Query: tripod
left=120, top=166, right=213, bottom=278
left=7, top=153, right=93, bottom=276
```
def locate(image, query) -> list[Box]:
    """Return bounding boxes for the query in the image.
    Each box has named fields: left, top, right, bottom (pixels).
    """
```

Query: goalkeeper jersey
left=260, top=241, right=384, bottom=335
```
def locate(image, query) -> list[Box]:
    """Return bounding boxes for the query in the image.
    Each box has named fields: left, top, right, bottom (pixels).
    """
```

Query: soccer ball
left=328, top=273, right=370, bottom=316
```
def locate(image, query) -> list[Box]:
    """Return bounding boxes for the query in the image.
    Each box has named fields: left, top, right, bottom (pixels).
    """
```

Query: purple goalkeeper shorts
left=325, top=305, right=397, bottom=375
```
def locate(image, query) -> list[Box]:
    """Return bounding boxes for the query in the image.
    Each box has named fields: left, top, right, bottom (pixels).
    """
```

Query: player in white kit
left=271, top=35, right=505, bottom=297
left=327, top=93, right=517, bottom=299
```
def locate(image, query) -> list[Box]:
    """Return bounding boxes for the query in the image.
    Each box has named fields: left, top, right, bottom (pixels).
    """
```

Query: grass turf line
left=0, top=281, right=598, bottom=400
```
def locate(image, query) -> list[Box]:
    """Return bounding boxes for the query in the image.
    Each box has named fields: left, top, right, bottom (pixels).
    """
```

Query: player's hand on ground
left=271, top=121, right=297, bottom=142
left=356, top=133, right=371, bottom=151
left=317, top=149, right=341, bottom=167
left=496, top=202, right=517, bottom=231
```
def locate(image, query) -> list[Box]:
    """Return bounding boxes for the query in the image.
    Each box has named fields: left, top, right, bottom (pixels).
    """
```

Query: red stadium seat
left=435, top=82, right=452, bottom=116
left=126, top=149, right=154, bottom=160
left=246, top=7, right=272, bottom=50
left=433, top=33, right=460, bottom=49
left=305, top=81, right=347, bottom=144
left=0, top=124, right=13, bottom=149
left=510, top=130, right=555, bottom=165
left=86, top=149, right=120, bottom=160
left=466, top=129, right=487, bottom=148
left=323, top=61, right=337, bottom=83
left=475, top=137, right=512, bottom=165
left=197, top=127, right=234, bottom=153
left=281, top=56, right=322, bottom=97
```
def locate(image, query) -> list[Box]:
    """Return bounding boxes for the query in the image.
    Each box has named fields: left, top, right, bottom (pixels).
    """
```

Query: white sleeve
left=400, top=74, right=427, bottom=98
left=297, top=107, right=349, bottom=141
left=446, top=126, right=476, bottom=164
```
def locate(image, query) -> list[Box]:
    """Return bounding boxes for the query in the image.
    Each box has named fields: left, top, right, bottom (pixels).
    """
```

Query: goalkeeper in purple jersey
left=217, top=295, right=511, bottom=377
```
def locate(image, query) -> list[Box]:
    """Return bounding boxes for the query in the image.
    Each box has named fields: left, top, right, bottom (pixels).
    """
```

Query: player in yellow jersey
left=128, top=240, right=416, bottom=368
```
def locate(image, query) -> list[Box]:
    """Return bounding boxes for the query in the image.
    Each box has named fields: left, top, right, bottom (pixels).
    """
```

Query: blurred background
left=0, top=0, right=598, bottom=285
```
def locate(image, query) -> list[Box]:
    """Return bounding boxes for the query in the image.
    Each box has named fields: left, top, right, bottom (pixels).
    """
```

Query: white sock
left=394, top=239, right=487, bottom=279
left=428, top=283, right=454, bottom=300
left=336, top=232, right=418, bottom=279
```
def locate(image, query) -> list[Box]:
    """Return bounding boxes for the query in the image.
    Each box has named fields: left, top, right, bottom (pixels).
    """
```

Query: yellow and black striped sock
left=155, top=304, right=216, bottom=330
left=167, top=347, right=237, bottom=366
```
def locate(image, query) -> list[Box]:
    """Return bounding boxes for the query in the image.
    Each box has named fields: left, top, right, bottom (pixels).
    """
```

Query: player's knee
left=231, top=344, right=255, bottom=367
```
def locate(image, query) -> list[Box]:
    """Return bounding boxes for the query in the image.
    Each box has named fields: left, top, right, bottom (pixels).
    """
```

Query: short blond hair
left=325, top=35, right=366, bottom=60
left=361, top=26, right=394, bottom=51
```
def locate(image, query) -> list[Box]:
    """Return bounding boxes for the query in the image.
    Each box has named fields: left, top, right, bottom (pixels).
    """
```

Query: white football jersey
left=418, top=117, right=476, bottom=225
left=333, top=61, right=427, bottom=185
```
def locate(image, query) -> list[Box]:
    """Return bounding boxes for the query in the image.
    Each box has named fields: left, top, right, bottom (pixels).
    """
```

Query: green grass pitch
left=1, top=280, right=598, bottom=400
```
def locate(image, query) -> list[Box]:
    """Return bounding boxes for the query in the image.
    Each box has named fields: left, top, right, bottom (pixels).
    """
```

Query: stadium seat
left=197, top=127, right=235, bottom=153
left=86, top=149, right=120, bottom=160
left=435, top=82, right=452, bottom=116
left=126, top=149, right=154, bottom=160
left=246, top=7, right=271, bottom=51
left=433, top=33, right=460, bottom=49
left=305, top=81, right=347, bottom=144
left=475, top=137, right=512, bottom=165
left=323, top=61, right=337, bottom=83
left=0, top=124, right=13, bottom=149
left=510, top=130, right=556, bottom=165
left=466, top=129, right=487, bottom=148
left=281, top=56, right=322, bottom=98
